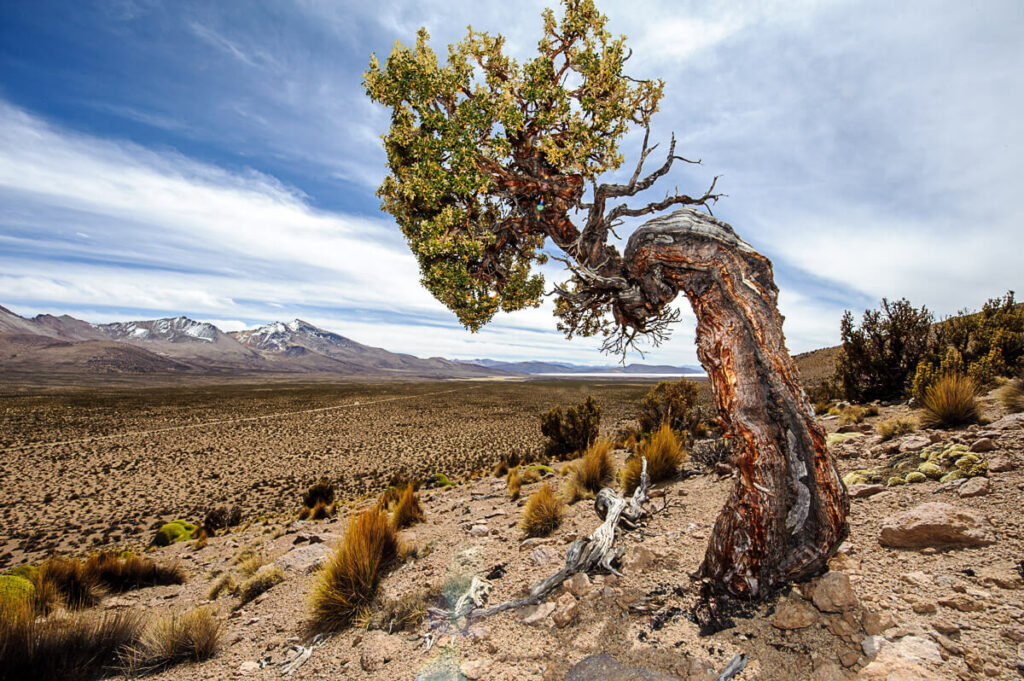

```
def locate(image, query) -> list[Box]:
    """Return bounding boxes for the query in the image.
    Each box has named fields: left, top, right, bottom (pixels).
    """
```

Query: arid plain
left=0, top=379, right=670, bottom=569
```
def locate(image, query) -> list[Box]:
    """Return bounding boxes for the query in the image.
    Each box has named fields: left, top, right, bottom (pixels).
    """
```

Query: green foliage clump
left=835, top=298, right=934, bottom=402
left=886, top=476, right=905, bottom=487
left=905, top=471, right=927, bottom=484
left=917, top=462, right=943, bottom=479
left=636, top=379, right=701, bottom=433
left=433, top=472, right=454, bottom=487
left=153, top=520, right=197, bottom=547
left=363, top=0, right=664, bottom=331
left=541, top=395, right=601, bottom=460
left=0, top=575, right=34, bottom=605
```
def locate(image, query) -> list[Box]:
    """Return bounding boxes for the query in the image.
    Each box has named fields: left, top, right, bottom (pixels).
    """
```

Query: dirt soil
left=2, top=380, right=1022, bottom=680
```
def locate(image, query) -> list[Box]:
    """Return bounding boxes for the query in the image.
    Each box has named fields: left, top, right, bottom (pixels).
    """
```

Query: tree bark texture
left=624, top=208, right=849, bottom=603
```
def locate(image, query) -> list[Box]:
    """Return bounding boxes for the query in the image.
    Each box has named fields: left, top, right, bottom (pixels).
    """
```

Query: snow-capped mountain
left=102, top=316, right=220, bottom=343
left=231, top=319, right=362, bottom=355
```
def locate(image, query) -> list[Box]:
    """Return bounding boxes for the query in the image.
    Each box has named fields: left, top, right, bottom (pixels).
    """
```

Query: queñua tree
left=363, top=0, right=848, bottom=620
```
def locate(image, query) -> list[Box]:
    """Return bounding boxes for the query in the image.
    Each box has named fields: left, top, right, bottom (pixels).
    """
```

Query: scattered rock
left=911, top=600, right=937, bottom=614
left=276, top=543, right=332, bottom=573
left=809, top=662, right=845, bottom=681
left=622, top=546, right=657, bottom=572
left=987, top=454, right=1013, bottom=472
left=812, top=572, right=859, bottom=613
left=237, top=661, right=260, bottom=676
left=521, top=601, right=556, bottom=626
left=862, top=609, right=894, bottom=635
left=861, top=634, right=888, bottom=658
left=529, top=545, right=560, bottom=566
left=878, top=502, right=996, bottom=548
left=771, top=597, right=818, bottom=629
left=564, top=654, right=684, bottom=681
left=969, top=438, right=997, bottom=452
left=898, top=435, right=931, bottom=453
left=856, top=636, right=943, bottom=680
left=849, top=484, right=886, bottom=499
left=564, top=572, right=592, bottom=598
left=957, top=476, right=991, bottom=497
left=469, top=524, right=489, bottom=537
left=359, top=632, right=402, bottom=672
left=466, top=624, right=491, bottom=641
left=988, top=413, right=1024, bottom=430
left=461, top=659, right=490, bottom=680
left=938, top=594, right=984, bottom=612
left=552, top=592, right=579, bottom=628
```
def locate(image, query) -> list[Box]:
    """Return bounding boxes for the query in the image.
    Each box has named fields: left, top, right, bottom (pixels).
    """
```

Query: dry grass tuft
left=237, top=565, right=284, bottom=606
left=0, top=599, right=144, bottom=681
left=37, top=557, right=104, bottom=610
left=84, top=551, right=185, bottom=592
left=876, top=415, right=917, bottom=441
left=363, top=586, right=436, bottom=633
left=620, top=423, right=685, bottom=494
left=520, top=483, right=564, bottom=538
left=127, top=607, right=221, bottom=674
left=564, top=439, right=614, bottom=503
left=921, top=373, right=981, bottom=428
left=309, top=509, right=400, bottom=632
left=506, top=466, right=523, bottom=500
left=390, top=483, right=425, bottom=529
left=237, top=552, right=268, bottom=578
left=207, top=573, right=238, bottom=601
left=997, top=378, right=1024, bottom=413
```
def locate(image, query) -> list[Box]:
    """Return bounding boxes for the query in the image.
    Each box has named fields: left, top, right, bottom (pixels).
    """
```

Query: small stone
left=622, top=546, right=656, bottom=572
left=521, top=601, right=556, bottom=625
left=983, top=664, right=1001, bottom=677
left=1001, top=626, right=1024, bottom=642
left=810, top=662, right=845, bottom=681
left=969, top=438, right=996, bottom=452
left=552, top=592, right=579, bottom=628
left=529, top=545, right=560, bottom=566
left=237, top=661, right=260, bottom=675
left=461, top=659, right=490, bottom=680
left=899, top=435, right=932, bottom=452
left=862, top=635, right=889, bottom=658
left=466, top=624, right=491, bottom=641
left=469, top=524, right=488, bottom=537
left=772, top=597, right=818, bottom=629
left=862, top=609, right=894, bottom=635
left=276, top=543, right=332, bottom=573
left=932, top=620, right=960, bottom=635
left=812, top=571, right=859, bottom=613
left=878, top=502, right=996, bottom=549
left=246, top=616, right=260, bottom=625
left=938, top=595, right=984, bottom=613
left=988, top=455, right=1013, bottom=472
left=912, top=600, right=937, bottom=614
left=849, top=484, right=886, bottom=499
left=564, top=572, right=592, bottom=598
left=359, top=632, right=401, bottom=672
left=839, top=649, right=860, bottom=667
left=957, top=476, right=991, bottom=497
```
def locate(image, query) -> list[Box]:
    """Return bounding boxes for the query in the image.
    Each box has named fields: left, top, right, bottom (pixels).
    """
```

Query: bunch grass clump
left=520, top=483, right=564, bottom=538
left=620, top=423, right=685, bottom=494
left=36, top=557, right=103, bottom=610
left=83, top=551, right=185, bottom=592
left=0, top=599, right=144, bottom=681
left=237, top=565, right=284, bottom=606
left=920, top=373, right=981, bottom=428
left=309, top=509, right=400, bottom=632
left=876, top=415, right=918, bottom=441
left=390, top=484, right=425, bottom=529
left=506, top=466, right=523, bottom=500
left=564, top=439, right=614, bottom=503
left=126, top=607, right=221, bottom=674
left=996, top=377, right=1024, bottom=413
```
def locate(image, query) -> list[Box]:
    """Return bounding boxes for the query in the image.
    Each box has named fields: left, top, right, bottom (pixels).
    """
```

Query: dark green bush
left=835, top=298, right=933, bottom=402
left=540, top=395, right=600, bottom=460
left=636, top=378, right=701, bottom=433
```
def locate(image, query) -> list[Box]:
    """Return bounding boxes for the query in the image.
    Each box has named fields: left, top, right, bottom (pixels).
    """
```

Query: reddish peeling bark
left=624, top=208, right=849, bottom=616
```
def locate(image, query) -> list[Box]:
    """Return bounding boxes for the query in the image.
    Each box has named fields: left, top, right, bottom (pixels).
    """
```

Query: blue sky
left=1, top=0, right=1022, bottom=365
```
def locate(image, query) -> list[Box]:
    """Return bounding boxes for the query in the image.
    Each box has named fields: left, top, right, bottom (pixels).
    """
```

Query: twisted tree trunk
left=624, top=208, right=849, bottom=618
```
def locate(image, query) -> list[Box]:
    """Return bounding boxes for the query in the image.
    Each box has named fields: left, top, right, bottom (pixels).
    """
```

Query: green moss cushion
left=153, top=520, right=197, bottom=546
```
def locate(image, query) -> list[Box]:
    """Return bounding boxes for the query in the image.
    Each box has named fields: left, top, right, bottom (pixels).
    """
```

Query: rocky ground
left=21, top=390, right=1014, bottom=681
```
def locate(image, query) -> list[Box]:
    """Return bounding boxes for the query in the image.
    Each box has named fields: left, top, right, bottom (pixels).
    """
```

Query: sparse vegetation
left=637, top=379, right=701, bottom=434
left=520, top=483, right=564, bottom=538
left=299, top=479, right=336, bottom=519
left=541, top=395, right=601, bottom=460
left=207, top=573, right=237, bottom=601
left=506, top=466, right=523, bottom=500
left=362, top=586, right=436, bottom=633
left=127, top=607, right=221, bottom=674
left=620, top=423, right=685, bottom=494
left=83, top=551, right=185, bottom=592
left=36, top=557, right=103, bottom=610
left=390, top=483, right=425, bottom=529
left=237, top=565, right=284, bottom=606
left=564, top=439, right=614, bottom=502
left=201, top=505, right=242, bottom=536
left=997, top=375, right=1024, bottom=413
left=837, top=403, right=879, bottom=425
left=920, top=373, right=981, bottom=428
left=876, top=415, right=917, bottom=441
left=309, top=508, right=400, bottom=632
left=690, top=438, right=733, bottom=471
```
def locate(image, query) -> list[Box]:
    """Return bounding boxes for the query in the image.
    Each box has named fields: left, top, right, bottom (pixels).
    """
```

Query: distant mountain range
left=0, top=304, right=704, bottom=381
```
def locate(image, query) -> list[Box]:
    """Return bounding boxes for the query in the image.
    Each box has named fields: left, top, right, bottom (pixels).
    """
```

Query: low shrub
left=302, top=479, right=335, bottom=509
left=620, top=423, right=685, bottom=494
left=876, top=415, right=917, bottom=441
left=541, top=395, right=601, bottom=460
left=564, top=440, right=614, bottom=503
left=390, top=484, right=425, bottom=529
left=84, top=552, right=185, bottom=592
left=237, top=565, right=284, bottom=606
left=207, top=573, right=237, bottom=601
left=309, top=509, right=400, bottom=632
left=433, top=473, right=454, bottom=487
left=362, top=586, right=436, bottom=633
left=920, top=373, right=981, bottom=428
left=237, top=553, right=267, bottom=578
left=202, top=506, right=242, bottom=535
left=637, top=379, right=701, bottom=434
left=153, top=520, right=197, bottom=547
left=690, top=438, right=733, bottom=471
left=520, top=483, right=564, bottom=538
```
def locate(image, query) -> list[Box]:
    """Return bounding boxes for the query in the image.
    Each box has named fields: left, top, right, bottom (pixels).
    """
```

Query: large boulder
left=878, top=502, right=996, bottom=548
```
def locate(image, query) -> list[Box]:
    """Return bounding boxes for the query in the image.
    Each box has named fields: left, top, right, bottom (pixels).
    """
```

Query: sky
left=1, top=0, right=1022, bottom=366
